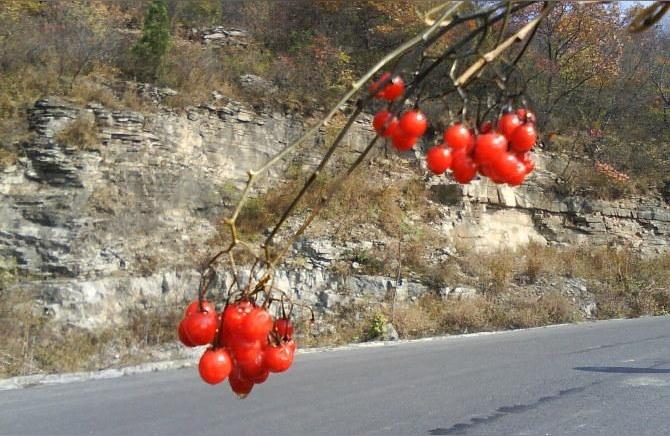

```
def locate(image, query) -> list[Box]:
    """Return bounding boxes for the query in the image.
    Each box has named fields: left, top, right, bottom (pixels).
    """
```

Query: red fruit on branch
left=516, top=152, right=535, bottom=174
left=474, top=132, right=507, bottom=166
left=498, top=113, right=523, bottom=140
left=398, top=110, right=427, bottom=137
left=178, top=319, right=196, bottom=347
left=265, top=341, right=295, bottom=373
left=391, top=131, right=417, bottom=152
left=381, top=76, right=405, bottom=101
left=199, top=348, right=233, bottom=385
left=228, top=367, right=254, bottom=399
left=479, top=162, right=505, bottom=184
left=443, top=123, right=475, bottom=153
left=510, top=123, right=537, bottom=153
left=369, top=72, right=405, bottom=101
left=479, top=120, right=493, bottom=134
left=426, top=146, right=453, bottom=175
left=240, top=307, right=273, bottom=342
left=372, top=110, right=399, bottom=137
left=492, top=153, right=526, bottom=186
left=249, top=369, right=269, bottom=384
left=184, top=300, right=215, bottom=317
left=234, top=342, right=266, bottom=379
left=451, top=151, right=478, bottom=184
left=221, top=301, right=253, bottom=344
left=274, top=318, right=294, bottom=340
left=183, top=310, right=218, bottom=346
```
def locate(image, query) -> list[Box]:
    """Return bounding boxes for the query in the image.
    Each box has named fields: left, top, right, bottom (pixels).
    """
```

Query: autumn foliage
left=0, top=0, right=668, bottom=188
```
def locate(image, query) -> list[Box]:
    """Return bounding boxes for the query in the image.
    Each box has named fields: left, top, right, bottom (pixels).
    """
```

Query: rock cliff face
left=1, top=97, right=668, bottom=328
left=430, top=153, right=670, bottom=253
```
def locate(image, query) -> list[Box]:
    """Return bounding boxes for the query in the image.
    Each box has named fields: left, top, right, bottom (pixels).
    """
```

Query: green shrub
left=132, top=0, right=171, bottom=82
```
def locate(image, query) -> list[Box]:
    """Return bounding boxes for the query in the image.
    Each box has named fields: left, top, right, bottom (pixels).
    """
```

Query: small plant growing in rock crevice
left=56, top=115, right=99, bottom=151
left=365, top=311, right=387, bottom=340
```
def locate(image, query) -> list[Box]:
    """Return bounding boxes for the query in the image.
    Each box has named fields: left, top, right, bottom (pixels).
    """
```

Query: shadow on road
left=427, top=384, right=595, bottom=435
left=574, top=366, right=670, bottom=374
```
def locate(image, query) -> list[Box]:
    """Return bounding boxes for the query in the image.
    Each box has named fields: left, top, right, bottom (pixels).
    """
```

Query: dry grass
left=0, top=147, right=18, bottom=169
left=460, top=249, right=517, bottom=295
left=300, top=291, right=581, bottom=346
left=227, top=159, right=442, bottom=276
left=0, top=266, right=185, bottom=378
left=55, top=115, right=100, bottom=151
left=461, top=243, right=670, bottom=320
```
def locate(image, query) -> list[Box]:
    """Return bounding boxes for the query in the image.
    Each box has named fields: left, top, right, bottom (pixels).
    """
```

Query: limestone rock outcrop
left=1, top=96, right=668, bottom=329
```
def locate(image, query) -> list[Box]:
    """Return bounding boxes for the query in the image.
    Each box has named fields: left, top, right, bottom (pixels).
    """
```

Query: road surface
left=1, top=316, right=670, bottom=435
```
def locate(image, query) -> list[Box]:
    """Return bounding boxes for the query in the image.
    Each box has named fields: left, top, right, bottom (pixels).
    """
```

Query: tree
left=132, top=0, right=171, bottom=82
left=521, top=3, right=624, bottom=129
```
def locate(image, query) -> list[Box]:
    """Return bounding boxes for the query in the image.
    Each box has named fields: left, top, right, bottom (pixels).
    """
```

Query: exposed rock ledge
left=1, top=96, right=668, bottom=329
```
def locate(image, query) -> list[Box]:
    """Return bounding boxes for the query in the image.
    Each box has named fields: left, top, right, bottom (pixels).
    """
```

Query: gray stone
left=193, top=26, right=250, bottom=47
left=239, top=74, right=277, bottom=95
left=498, top=186, right=516, bottom=207
left=581, top=302, right=597, bottom=319
left=450, top=287, right=477, bottom=299
left=382, top=323, right=399, bottom=341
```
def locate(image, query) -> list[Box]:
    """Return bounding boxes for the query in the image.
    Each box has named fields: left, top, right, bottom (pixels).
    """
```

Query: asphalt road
left=1, top=316, right=670, bottom=436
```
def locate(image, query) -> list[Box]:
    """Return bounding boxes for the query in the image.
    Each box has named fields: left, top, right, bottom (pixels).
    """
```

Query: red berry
left=498, top=113, right=523, bottom=140
left=178, top=319, right=196, bottom=347
left=443, top=123, right=475, bottom=152
left=391, top=131, right=417, bottom=152
left=221, top=301, right=253, bottom=344
left=265, top=342, right=295, bottom=373
left=479, top=120, right=493, bottom=134
left=510, top=123, right=537, bottom=153
left=480, top=163, right=506, bottom=184
left=183, top=310, right=218, bottom=346
left=492, top=153, right=524, bottom=185
left=274, top=318, right=294, bottom=340
left=372, top=110, right=399, bottom=138
left=398, top=110, right=427, bottom=137
left=492, top=153, right=526, bottom=186
left=369, top=72, right=389, bottom=97
left=369, top=72, right=405, bottom=101
left=382, top=76, right=405, bottom=101
left=199, top=348, right=232, bottom=385
left=234, top=342, right=266, bottom=379
left=249, top=369, right=269, bottom=384
left=516, top=108, right=527, bottom=119
left=516, top=152, right=535, bottom=174
left=228, top=366, right=254, bottom=398
left=451, top=151, right=478, bottom=184
left=426, top=146, right=453, bottom=175
left=474, top=132, right=508, bottom=166
left=240, top=307, right=273, bottom=342
left=184, top=300, right=215, bottom=317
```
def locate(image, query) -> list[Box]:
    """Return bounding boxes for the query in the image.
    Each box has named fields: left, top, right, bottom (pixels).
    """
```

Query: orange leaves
left=542, top=3, right=625, bottom=82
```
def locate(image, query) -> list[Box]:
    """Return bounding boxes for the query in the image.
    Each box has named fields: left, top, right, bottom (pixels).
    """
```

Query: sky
left=619, top=1, right=670, bottom=30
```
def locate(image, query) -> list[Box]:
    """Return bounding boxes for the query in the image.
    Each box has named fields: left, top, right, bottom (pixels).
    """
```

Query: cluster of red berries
left=370, top=73, right=427, bottom=152
left=425, top=109, right=537, bottom=186
left=178, top=300, right=296, bottom=398
left=369, top=72, right=538, bottom=187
